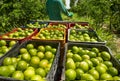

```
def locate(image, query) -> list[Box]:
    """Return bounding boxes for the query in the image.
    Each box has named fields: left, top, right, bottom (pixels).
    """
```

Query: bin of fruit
left=26, top=21, right=48, bottom=28
left=47, top=22, right=68, bottom=29
left=47, top=22, right=69, bottom=43
left=61, top=43, right=120, bottom=81
left=0, top=28, right=38, bottom=43
left=32, top=28, right=66, bottom=46
left=0, top=40, right=60, bottom=81
left=0, top=40, right=19, bottom=59
left=69, top=22, right=89, bottom=29
left=68, top=29, right=106, bottom=45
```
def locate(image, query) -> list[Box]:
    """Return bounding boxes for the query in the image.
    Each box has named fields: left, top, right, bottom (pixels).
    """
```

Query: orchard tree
left=0, top=0, right=47, bottom=33
left=71, top=0, right=120, bottom=32
left=110, top=0, right=120, bottom=33
left=73, top=0, right=112, bottom=27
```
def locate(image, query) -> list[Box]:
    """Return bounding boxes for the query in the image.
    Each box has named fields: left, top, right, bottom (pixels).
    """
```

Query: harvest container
left=26, top=21, right=49, bottom=28
left=0, top=40, right=60, bottom=81
left=47, top=22, right=69, bottom=29
left=0, top=28, right=38, bottom=43
left=32, top=28, right=66, bottom=46
left=61, top=43, right=120, bottom=81
left=67, top=29, right=106, bottom=45
left=47, top=22, right=69, bottom=40
left=48, top=22, right=69, bottom=34
left=68, top=22, right=89, bottom=29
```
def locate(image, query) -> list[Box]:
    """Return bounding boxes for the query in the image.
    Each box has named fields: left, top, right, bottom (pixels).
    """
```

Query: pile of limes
left=72, top=23, right=89, bottom=29
left=0, top=40, right=16, bottom=57
left=36, top=29, right=64, bottom=40
left=27, top=22, right=47, bottom=28
left=47, top=24, right=67, bottom=29
left=65, top=45, right=120, bottom=80
left=2, top=28, right=34, bottom=39
left=69, top=29, right=98, bottom=42
left=0, top=43, right=57, bottom=81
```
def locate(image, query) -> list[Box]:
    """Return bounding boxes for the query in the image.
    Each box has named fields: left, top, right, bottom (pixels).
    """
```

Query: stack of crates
left=59, top=21, right=120, bottom=81
left=0, top=21, right=119, bottom=81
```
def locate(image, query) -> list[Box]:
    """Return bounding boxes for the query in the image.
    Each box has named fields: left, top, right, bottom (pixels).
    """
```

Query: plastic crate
left=32, top=28, right=66, bottom=45
left=61, top=43, right=120, bottom=81
left=0, top=28, right=38, bottom=43
left=25, top=21, right=49, bottom=28
left=47, top=22, right=69, bottom=29
left=48, top=22, right=69, bottom=43
left=0, top=40, right=19, bottom=59
left=67, top=29, right=106, bottom=45
left=0, top=40, right=61, bottom=81
left=68, top=22, right=89, bottom=29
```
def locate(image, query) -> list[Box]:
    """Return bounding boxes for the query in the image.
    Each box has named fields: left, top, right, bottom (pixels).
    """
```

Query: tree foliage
left=72, top=0, right=111, bottom=26
left=110, top=0, right=120, bottom=33
left=0, top=0, right=120, bottom=33
left=71, top=0, right=120, bottom=32
left=0, top=0, right=47, bottom=32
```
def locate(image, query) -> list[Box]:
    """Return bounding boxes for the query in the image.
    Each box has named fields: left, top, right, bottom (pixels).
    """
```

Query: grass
left=62, top=13, right=93, bottom=23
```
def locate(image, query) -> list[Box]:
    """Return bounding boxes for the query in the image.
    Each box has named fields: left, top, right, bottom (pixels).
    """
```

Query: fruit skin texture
left=30, top=75, right=42, bottom=80
left=12, top=71, right=24, bottom=80
left=75, top=69, right=84, bottom=79
left=73, top=54, right=82, bottom=62
left=44, top=51, right=53, bottom=60
left=29, top=48, right=37, bottom=56
left=104, top=61, right=113, bottom=67
left=95, top=65, right=106, bottom=74
left=0, top=40, right=6, bottom=46
left=107, top=67, right=118, bottom=76
left=79, top=61, right=89, bottom=72
left=3, top=57, right=12, bottom=66
left=65, top=69, right=76, bottom=80
left=100, top=73, right=113, bottom=80
left=66, top=52, right=73, bottom=58
left=101, top=51, right=111, bottom=61
left=37, top=45, right=45, bottom=52
left=16, top=60, right=28, bottom=71
left=72, top=46, right=79, bottom=54
left=24, top=68, right=35, bottom=80
left=88, top=51, right=97, bottom=58
left=37, top=52, right=44, bottom=59
left=0, top=66, right=9, bottom=77
left=66, top=58, right=76, bottom=70
left=9, top=41, right=16, bottom=47
left=91, top=58, right=100, bottom=67
left=39, top=59, right=49, bottom=69
left=8, top=65, right=16, bottom=76
left=21, top=53, right=31, bottom=62
left=84, top=59, right=93, bottom=69
left=36, top=68, right=46, bottom=77
left=26, top=43, right=34, bottom=50
left=113, top=76, right=120, bottom=80
left=88, top=69, right=99, bottom=80
left=81, top=73, right=95, bottom=80
left=30, top=56, right=40, bottom=68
